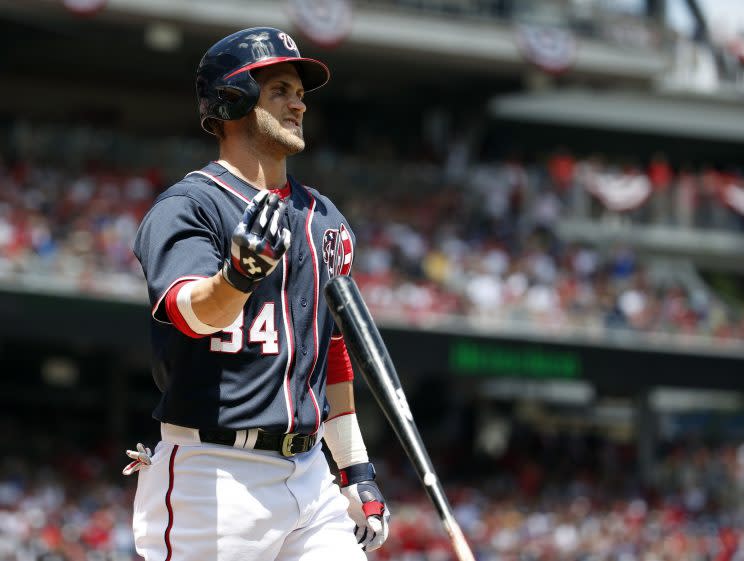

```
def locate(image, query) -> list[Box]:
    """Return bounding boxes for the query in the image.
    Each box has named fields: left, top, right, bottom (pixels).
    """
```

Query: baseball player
left=126, top=27, right=390, bottom=561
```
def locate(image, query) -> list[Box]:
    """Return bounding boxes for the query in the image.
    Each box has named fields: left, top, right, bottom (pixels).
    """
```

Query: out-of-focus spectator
left=2, top=123, right=744, bottom=343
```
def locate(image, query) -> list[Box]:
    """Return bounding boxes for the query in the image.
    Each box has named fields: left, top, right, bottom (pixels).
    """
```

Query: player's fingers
left=367, top=516, right=382, bottom=535
left=365, top=516, right=386, bottom=551
left=246, top=192, right=274, bottom=236
left=122, top=442, right=153, bottom=476
left=254, top=205, right=285, bottom=259
left=242, top=190, right=269, bottom=227
left=125, top=447, right=150, bottom=464
left=268, top=201, right=284, bottom=237
left=354, top=524, right=366, bottom=542
left=249, top=205, right=270, bottom=237
left=263, top=193, right=280, bottom=222
left=251, top=190, right=270, bottom=208
left=270, top=227, right=291, bottom=257
left=122, top=461, right=140, bottom=476
left=253, top=190, right=269, bottom=204
left=251, top=193, right=280, bottom=237
left=262, top=203, right=285, bottom=252
left=136, top=443, right=152, bottom=460
left=359, top=525, right=376, bottom=551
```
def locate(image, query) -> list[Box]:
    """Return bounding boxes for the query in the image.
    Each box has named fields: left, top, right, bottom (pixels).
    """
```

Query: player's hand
left=122, top=442, right=152, bottom=476
left=339, top=462, right=390, bottom=551
left=223, top=190, right=291, bottom=293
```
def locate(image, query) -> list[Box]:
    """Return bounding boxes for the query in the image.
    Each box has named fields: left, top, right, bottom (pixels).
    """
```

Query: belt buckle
left=281, top=433, right=312, bottom=457
left=281, top=433, right=299, bottom=457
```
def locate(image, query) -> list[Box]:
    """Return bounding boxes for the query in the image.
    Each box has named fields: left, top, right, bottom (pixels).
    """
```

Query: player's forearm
left=326, top=380, right=355, bottom=419
left=324, top=380, right=369, bottom=468
left=181, top=190, right=288, bottom=330
left=189, top=272, right=252, bottom=329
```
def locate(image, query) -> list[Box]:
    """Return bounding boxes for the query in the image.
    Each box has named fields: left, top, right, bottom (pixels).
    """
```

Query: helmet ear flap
left=214, top=85, right=256, bottom=120
left=216, top=86, right=244, bottom=103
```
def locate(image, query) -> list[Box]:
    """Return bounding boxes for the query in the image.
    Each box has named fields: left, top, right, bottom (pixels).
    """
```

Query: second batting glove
left=339, top=462, right=391, bottom=551
left=222, top=190, right=291, bottom=293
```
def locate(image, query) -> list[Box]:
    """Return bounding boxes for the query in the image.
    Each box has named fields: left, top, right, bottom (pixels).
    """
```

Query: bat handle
left=443, top=516, right=476, bottom=561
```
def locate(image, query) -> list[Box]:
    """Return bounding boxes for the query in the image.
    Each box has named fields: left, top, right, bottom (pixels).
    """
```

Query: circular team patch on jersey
left=322, top=223, right=353, bottom=278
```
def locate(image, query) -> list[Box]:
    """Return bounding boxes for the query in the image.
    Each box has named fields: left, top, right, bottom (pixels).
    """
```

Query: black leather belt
left=198, top=428, right=316, bottom=457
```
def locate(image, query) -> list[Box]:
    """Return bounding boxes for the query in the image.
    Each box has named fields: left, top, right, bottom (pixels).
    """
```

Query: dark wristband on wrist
left=339, top=462, right=376, bottom=487
left=221, top=259, right=260, bottom=293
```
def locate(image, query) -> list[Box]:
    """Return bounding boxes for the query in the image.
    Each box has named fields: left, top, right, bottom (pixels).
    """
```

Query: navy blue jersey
left=133, top=162, right=355, bottom=434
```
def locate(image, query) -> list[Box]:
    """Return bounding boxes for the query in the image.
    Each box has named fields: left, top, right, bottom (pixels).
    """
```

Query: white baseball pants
left=132, top=425, right=366, bottom=561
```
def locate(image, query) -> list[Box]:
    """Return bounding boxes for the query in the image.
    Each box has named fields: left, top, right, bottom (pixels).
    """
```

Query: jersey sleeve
left=327, top=334, right=354, bottom=383
left=133, top=194, right=223, bottom=323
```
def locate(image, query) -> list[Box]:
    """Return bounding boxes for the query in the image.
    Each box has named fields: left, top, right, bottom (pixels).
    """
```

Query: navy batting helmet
left=196, top=27, right=330, bottom=135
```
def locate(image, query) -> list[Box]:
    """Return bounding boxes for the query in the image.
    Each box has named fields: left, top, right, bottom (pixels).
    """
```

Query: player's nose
left=288, top=96, right=306, bottom=113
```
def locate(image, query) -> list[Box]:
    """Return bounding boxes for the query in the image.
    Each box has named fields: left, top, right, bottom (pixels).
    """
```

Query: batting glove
left=222, top=190, right=291, bottom=293
left=339, top=462, right=390, bottom=551
left=122, top=443, right=152, bottom=476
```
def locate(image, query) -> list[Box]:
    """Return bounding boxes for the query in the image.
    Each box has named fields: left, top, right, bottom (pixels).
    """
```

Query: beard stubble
left=249, top=106, right=306, bottom=156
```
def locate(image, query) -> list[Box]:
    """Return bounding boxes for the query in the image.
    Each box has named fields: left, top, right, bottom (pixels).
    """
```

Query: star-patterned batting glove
left=339, top=462, right=390, bottom=551
left=222, top=190, right=291, bottom=293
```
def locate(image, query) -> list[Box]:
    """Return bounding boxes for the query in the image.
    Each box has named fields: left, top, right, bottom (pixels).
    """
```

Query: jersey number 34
left=209, top=302, right=279, bottom=355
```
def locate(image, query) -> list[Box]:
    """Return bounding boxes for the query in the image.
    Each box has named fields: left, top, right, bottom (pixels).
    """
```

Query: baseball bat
left=324, top=275, right=476, bottom=561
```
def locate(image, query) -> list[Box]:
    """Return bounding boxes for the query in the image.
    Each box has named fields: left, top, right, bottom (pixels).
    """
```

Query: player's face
left=249, top=64, right=307, bottom=155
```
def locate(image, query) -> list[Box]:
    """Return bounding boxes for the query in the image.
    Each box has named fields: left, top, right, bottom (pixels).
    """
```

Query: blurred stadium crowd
left=1, top=0, right=743, bottom=559
left=3, top=424, right=744, bottom=561
left=1, top=123, right=743, bottom=343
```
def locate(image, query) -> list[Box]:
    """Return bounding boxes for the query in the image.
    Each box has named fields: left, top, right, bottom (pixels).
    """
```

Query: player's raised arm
left=184, top=190, right=291, bottom=330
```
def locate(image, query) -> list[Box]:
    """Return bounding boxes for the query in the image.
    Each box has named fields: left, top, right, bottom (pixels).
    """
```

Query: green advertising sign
left=450, top=340, right=581, bottom=379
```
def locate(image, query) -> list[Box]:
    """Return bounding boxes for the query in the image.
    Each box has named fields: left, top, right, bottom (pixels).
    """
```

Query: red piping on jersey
left=185, top=171, right=251, bottom=204
left=279, top=253, right=296, bottom=433
left=188, top=170, right=291, bottom=204
left=303, top=191, right=322, bottom=434
left=164, top=445, right=179, bottom=561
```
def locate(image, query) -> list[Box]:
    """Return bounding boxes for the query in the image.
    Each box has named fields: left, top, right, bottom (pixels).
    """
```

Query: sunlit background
left=1, top=0, right=744, bottom=560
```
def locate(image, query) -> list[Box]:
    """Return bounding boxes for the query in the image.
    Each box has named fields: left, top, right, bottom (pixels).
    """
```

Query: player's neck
left=218, top=141, right=287, bottom=191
